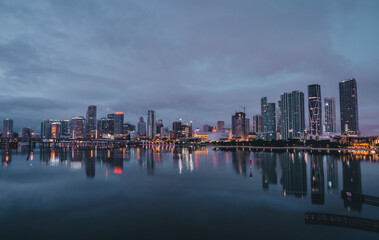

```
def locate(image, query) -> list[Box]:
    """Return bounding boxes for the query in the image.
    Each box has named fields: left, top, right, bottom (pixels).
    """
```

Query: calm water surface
left=1, top=146, right=379, bottom=239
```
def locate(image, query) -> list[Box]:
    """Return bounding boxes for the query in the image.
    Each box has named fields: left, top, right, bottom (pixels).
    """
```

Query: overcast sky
left=1, top=0, right=379, bottom=135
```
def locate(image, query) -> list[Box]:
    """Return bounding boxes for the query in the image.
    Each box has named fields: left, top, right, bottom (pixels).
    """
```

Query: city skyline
left=0, top=1, right=378, bottom=135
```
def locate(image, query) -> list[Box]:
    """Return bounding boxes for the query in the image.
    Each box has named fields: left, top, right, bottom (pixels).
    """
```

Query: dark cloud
left=0, top=0, right=378, bottom=135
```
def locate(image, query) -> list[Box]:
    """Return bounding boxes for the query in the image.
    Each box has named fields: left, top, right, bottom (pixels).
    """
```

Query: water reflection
left=326, top=156, right=338, bottom=194
left=281, top=152, right=307, bottom=198
left=1, top=146, right=378, bottom=212
left=311, top=155, right=325, bottom=205
left=342, top=156, right=362, bottom=211
left=232, top=150, right=250, bottom=175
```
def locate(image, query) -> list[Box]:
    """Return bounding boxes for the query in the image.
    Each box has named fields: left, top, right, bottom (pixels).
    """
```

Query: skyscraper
left=60, top=120, right=70, bottom=136
left=217, top=121, right=225, bottom=132
left=100, top=117, right=114, bottom=136
left=324, top=97, right=336, bottom=134
left=277, top=100, right=282, bottom=133
left=253, top=114, right=263, bottom=133
left=339, top=78, right=359, bottom=136
left=51, top=122, right=61, bottom=139
left=172, top=121, right=182, bottom=133
left=137, top=116, right=146, bottom=136
left=3, top=118, right=13, bottom=138
left=281, top=90, right=305, bottom=140
left=156, top=119, right=163, bottom=134
left=71, top=117, right=84, bottom=139
left=147, top=110, right=156, bottom=139
left=261, top=97, right=276, bottom=140
left=308, top=84, right=322, bottom=136
left=114, top=112, right=124, bottom=137
left=232, top=112, right=248, bottom=139
left=86, top=105, right=97, bottom=138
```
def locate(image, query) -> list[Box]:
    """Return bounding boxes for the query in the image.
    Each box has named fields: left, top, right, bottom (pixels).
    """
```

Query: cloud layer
left=0, top=0, right=378, bottom=135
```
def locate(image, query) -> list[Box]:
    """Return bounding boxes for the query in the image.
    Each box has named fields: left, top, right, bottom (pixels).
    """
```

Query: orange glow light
left=114, top=166, right=123, bottom=174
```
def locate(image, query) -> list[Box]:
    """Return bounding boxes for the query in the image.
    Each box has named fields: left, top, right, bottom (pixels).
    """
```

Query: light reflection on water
left=0, top=146, right=379, bottom=239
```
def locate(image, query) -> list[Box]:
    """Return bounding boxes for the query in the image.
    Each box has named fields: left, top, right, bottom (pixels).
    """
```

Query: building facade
left=86, top=105, right=97, bottom=138
left=253, top=114, right=263, bottom=133
left=147, top=110, right=156, bottom=139
left=3, top=118, right=13, bottom=138
left=114, top=112, right=124, bottom=137
left=137, top=116, right=146, bottom=136
left=339, top=78, right=359, bottom=136
left=261, top=97, right=276, bottom=140
left=71, top=117, right=85, bottom=139
left=324, top=97, right=336, bottom=134
left=308, top=84, right=322, bottom=136
left=280, top=90, right=305, bottom=140
left=232, top=112, right=249, bottom=139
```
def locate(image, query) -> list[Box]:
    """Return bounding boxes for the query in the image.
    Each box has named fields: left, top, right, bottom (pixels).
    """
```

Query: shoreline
left=207, top=145, right=378, bottom=153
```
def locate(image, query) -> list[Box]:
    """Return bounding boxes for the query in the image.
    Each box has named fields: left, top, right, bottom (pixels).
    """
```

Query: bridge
left=305, top=212, right=379, bottom=233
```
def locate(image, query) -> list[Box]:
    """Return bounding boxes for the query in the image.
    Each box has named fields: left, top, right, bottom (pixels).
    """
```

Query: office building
left=261, top=97, right=276, bottom=140
left=308, top=84, right=322, bottom=136
left=253, top=114, right=263, bottom=133
left=324, top=97, right=336, bottom=134
left=71, top=116, right=85, bottom=139
left=51, top=122, right=61, bottom=139
left=232, top=112, right=249, bottom=139
left=114, top=112, right=124, bottom=137
left=60, top=120, right=70, bottom=136
left=137, top=116, right=146, bottom=136
left=156, top=119, right=163, bottom=134
left=277, top=100, right=282, bottom=133
left=217, top=121, right=225, bottom=132
left=3, top=118, right=13, bottom=138
left=100, top=117, right=114, bottom=136
left=86, top=105, right=97, bottom=138
left=172, top=121, right=182, bottom=133
left=339, top=78, right=359, bottom=136
left=281, top=90, right=305, bottom=140
left=147, top=110, right=156, bottom=139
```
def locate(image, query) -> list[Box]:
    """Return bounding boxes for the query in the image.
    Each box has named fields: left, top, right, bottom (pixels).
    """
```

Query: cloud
left=0, top=0, right=378, bottom=135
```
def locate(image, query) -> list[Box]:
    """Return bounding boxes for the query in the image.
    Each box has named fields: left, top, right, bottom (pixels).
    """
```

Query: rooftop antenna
left=242, top=106, right=247, bottom=113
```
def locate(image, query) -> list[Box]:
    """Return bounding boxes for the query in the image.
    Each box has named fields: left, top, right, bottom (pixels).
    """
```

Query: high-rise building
left=261, top=97, right=276, bottom=140
left=253, top=114, right=263, bottom=133
left=3, top=118, right=13, bottom=138
left=172, top=121, right=182, bottom=133
left=308, top=84, right=322, bottom=136
left=181, top=123, right=192, bottom=138
left=324, top=97, right=336, bottom=134
left=137, top=116, right=146, bottom=136
left=217, top=121, right=225, bottom=132
left=277, top=100, right=282, bottom=133
left=86, top=105, right=97, bottom=138
left=339, top=78, right=359, bottom=136
left=232, top=112, right=248, bottom=139
left=21, top=127, right=34, bottom=139
left=281, top=90, right=305, bottom=140
left=51, top=122, right=61, bottom=139
left=114, top=112, right=124, bottom=137
left=156, top=119, right=163, bottom=134
left=60, top=120, right=70, bottom=136
left=202, top=124, right=212, bottom=132
left=71, top=117, right=85, bottom=139
left=123, top=123, right=135, bottom=135
left=100, top=117, right=114, bottom=136
left=147, top=110, right=156, bottom=139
